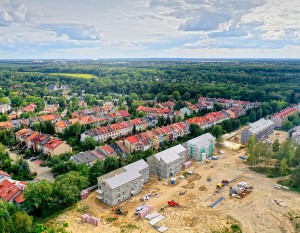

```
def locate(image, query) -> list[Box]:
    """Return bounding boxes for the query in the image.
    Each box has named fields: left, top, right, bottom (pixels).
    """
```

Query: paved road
left=8, top=150, right=55, bottom=182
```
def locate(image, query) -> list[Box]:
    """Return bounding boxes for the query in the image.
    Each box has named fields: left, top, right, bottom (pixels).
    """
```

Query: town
left=0, top=60, right=300, bottom=233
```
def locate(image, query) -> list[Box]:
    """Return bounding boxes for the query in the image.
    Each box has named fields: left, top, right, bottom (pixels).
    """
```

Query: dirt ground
left=52, top=130, right=300, bottom=233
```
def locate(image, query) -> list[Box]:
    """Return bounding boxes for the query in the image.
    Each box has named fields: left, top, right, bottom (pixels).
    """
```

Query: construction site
left=51, top=130, right=300, bottom=233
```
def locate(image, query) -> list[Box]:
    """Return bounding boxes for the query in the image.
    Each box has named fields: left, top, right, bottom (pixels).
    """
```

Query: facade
left=186, top=133, right=215, bottom=161
left=97, top=159, right=149, bottom=206
left=241, top=118, right=274, bottom=144
left=147, top=145, right=186, bottom=179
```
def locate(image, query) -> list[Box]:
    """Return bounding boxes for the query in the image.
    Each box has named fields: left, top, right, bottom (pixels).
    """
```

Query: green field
left=49, top=73, right=97, bottom=79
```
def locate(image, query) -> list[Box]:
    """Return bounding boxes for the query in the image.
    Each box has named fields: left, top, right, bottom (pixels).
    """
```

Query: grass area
left=278, top=179, right=300, bottom=193
left=249, top=166, right=292, bottom=178
left=49, top=73, right=97, bottom=79
left=106, top=217, right=118, bottom=223
left=120, top=223, right=139, bottom=233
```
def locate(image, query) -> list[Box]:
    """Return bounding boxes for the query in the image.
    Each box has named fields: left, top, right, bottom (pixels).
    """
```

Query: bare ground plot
left=52, top=147, right=300, bottom=233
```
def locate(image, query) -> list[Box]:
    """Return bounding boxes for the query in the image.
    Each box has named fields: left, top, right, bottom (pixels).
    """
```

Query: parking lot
left=8, top=150, right=54, bottom=182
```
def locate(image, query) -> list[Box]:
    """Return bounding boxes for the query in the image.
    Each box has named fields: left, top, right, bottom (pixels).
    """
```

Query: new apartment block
left=241, top=118, right=274, bottom=144
left=96, top=159, right=149, bottom=206
left=147, top=144, right=186, bottom=179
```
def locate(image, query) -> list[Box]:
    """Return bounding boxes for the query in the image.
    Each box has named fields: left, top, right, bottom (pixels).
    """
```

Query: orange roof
left=40, top=114, right=60, bottom=122
left=14, top=191, right=25, bottom=203
left=0, top=121, right=13, bottom=129
left=0, top=171, right=11, bottom=177
left=44, top=139, right=63, bottom=150
left=26, top=132, right=40, bottom=141
left=101, top=145, right=114, bottom=154
left=55, top=120, right=68, bottom=129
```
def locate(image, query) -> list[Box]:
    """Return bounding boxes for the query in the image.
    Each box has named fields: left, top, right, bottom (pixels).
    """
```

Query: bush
left=231, top=224, right=242, bottom=233
left=24, top=150, right=33, bottom=159
left=106, top=217, right=117, bottom=222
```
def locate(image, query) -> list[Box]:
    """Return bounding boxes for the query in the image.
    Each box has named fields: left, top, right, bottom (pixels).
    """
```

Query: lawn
left=49, top=73, right=97, bottom=79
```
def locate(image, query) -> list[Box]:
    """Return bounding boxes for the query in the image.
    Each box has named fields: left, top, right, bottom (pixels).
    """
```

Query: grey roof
left=154, top=150, right=180, bottom=164
left=70, top=151, right=99, bottom=164
left=110, top=143, right=123, bottom=155
left=124, top=159, right=149, bottom=172
left=48, top=84, right=57, bottom=90
left=187, top=133, right=215, bottom=148
left=105, top=169, right=142, bottom=189
left=168, top=144, right=186, bottom=155
left=248, top=119, right=274, bottom=134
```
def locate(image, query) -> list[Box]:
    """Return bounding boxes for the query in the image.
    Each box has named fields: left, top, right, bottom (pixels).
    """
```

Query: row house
left=271, top=105, right=300, bottom=128
left=80, top=116, right=156, bottom=142
left=15, top=129, right=72, bottom=156
left=157, top=101, right=175, bottom=110
left=198, top=97, right=260, bottom=110
left=38, top=114, right=61, bottom=125
left=186, top=111, right=228, bottom=129
left=39, top=104, right=59, bottom=115
left=224, top=106, right=246, bottom=119
left=136, top=106, right=170, bottom=117
left=21, top=103, right=38, bottom=112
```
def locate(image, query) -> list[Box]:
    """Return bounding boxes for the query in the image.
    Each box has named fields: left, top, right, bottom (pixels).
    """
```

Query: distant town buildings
left=271, top=105, right=300, bottom=127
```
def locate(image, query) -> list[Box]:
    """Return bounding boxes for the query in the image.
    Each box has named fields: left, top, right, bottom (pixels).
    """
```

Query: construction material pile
left=230, top=181, right=254, bottom=198
left=80, top=189, right=90, bottom=200
left=81, top=214, right=100, bottom=226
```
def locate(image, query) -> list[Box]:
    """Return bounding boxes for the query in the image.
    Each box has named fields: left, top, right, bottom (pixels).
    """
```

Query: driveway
left=8, top=150, right=55, bottom=182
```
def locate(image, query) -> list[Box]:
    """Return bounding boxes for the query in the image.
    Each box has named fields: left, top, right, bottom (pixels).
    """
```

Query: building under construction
left=186, top=133, right=215, bottom=161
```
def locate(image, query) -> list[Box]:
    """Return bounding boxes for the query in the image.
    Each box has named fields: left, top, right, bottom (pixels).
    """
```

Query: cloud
left=40, top=23, right=103, bottom=41
left=0, top=0, right=29, bottom=26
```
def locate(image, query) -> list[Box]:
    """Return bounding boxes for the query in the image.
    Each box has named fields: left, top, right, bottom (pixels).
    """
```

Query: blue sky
left=0, top=0, right=299, bottom=59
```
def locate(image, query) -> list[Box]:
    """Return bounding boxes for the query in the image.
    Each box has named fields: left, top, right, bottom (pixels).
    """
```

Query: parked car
left=30, top=157, right=37, bottom=161
left=53, top=174, right=58, bottom=178
left=135, top=203, right=145, bottom=215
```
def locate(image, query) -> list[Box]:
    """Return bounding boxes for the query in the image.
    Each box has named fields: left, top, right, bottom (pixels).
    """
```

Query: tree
left=24, top=180, right=54, bottom=216
left=158, top=116, right=164, bottom=127
left=283, top=120, right=293, bottom=130
left=247, top=135, right=256, bottom=166
left=272, top=139, right=280, bottom=152
left=103, top=157, right=119, bottom=173
left=82, top=136, right=97, bottom=150
left=256, top=108, right=263, bottom=120
left=249, top=110, right=256, bottom=122
left=0, top=97, right=10, bottom=104
left=11, top=95, right=24, bottom=108
left=182, top=92, right=191, bottom=101
left=292, top=165, right=300, bottom=189
left=84, top=94, right=94, bottom=105
left=292, top=145, right=300, bottom=166
left=132, top=124, right=137, bottom=135
left=290, top=91, right=296, bottom=104
left=53, top=171, right=89, bottom=208
left=190, top=123, right=203, bottom=137
left=172, top=91, right=181, bottom=101
left=130, top=93, right=138, bottom=100
left=89, top=160, right=104, bottom=185
left=280, top=158, right=289, bottom=177
left=211, top=125, right=222, bottom=139
left=11, top=210, right=33, bottom=233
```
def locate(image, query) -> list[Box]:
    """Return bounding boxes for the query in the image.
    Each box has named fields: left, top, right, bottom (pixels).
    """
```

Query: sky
left=0, top=0, right=299, bottom=59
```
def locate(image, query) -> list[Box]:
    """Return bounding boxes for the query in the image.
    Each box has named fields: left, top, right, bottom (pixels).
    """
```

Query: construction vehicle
left=168, top=200, right=180, bottom=207
left=135, top=203, right=146, bottom=215
left=221, top=180, right=229, bottom=185
left=216, top=183, right=223, bottom=189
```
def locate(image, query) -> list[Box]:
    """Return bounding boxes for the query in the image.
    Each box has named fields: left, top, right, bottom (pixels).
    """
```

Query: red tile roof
left=14, top=191, right=25, bottom=203
left=118, top=110, right=130, bottom=117
left=126, top=135, right=139, bottom=144
left=0, top=171, right=11, bottom=177
left=44, top=139, right=63, bottom=150
left=0, top=179, right=22, bottom=202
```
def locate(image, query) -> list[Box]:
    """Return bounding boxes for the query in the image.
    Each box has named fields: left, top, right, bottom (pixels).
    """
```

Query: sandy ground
left=51, top=129, right=299, bottom=233
left=8, top=150, right=54, bottom=182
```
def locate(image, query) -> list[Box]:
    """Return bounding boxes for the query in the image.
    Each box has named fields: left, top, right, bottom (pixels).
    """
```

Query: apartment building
left=241, top=118, right=274, bottom=144
left=186, top=133, right=215, bottom=161
left=96, top=159, right=149, bottom=206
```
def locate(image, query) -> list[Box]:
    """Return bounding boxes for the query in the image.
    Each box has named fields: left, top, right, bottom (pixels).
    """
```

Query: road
left=8, top=150, right=54, bottom=182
